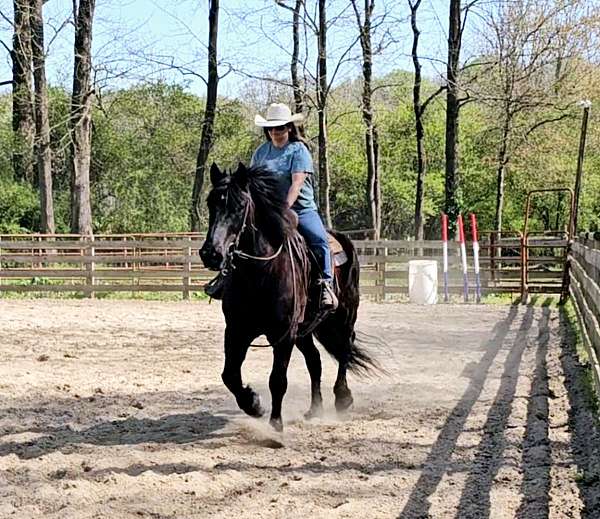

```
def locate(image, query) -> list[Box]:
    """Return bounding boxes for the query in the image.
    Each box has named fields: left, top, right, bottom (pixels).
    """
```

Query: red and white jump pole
left=441, top=212, right=449, bottom=302
left=470, top=213, right=482, bottom=303
left=457, top=214, right=469, bottom=302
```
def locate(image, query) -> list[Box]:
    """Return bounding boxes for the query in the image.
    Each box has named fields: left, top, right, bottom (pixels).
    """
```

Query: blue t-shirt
left=250, top=140, right=318, bottom=213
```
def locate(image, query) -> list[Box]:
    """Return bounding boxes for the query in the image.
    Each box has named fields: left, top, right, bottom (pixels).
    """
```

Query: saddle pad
left=327, top=233, right=345, bottom=255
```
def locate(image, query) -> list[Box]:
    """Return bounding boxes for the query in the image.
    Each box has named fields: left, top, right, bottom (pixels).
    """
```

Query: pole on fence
left=470, top=213, right=481, bottom=303
left=457, top=214, right=469, bottom=302
left=520, top=233, right=528, bottom=304
left=490, top=232, right=496, bottom=285
left=573, top=100, right=591, bottom=235
left=441, top=213, right=449, bottom=302
left=85, top=237, right=96, bottom=299
left=375, top=245, right=385, bottom=303
left=183, top=239, right=192, bottom=300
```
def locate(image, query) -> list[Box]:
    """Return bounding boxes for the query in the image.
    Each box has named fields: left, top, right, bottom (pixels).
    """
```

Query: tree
left=316, top=0, right=331, bottom=227
left=351, top=0, right=380, bottom=238
left=444, top=0, right=462, bottom=231
left=190, top=0, right=219, bottom=232
left=228, top=1, right=363, bottom=227
left=476, top=0, right=596, bottom=236
left=11, top=0, right=35, bottom=184
left=69, top=0, right=96, bottom=235
left=274, top=0, right=306, bottom=130
left=408, top=0, right=444, bottom=241
left=31, top=0, right=54, bottom=233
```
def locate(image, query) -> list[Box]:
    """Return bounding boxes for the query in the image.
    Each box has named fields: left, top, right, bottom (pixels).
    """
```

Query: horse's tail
left=348, top=329, right=388, bottom=377
left=316, top=231, right=387, bottom=378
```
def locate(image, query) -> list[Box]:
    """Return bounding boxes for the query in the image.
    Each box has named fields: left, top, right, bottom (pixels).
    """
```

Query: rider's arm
left=287, top=172, right=308, bottom=208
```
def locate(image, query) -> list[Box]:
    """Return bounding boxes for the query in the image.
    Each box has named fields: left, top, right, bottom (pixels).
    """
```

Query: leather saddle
left=327, top=233, right=348, bottom=268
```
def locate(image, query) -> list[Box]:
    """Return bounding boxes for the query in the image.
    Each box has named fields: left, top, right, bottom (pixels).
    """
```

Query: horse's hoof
left=304, top=405, right=324, bottom=420
left=269, top=417, right=284, bottom=432
left=248, top=394, right=264, bottom=417
left=335, top=394, right=354, bottom=413
left=239, top=388, right=264, bottom=417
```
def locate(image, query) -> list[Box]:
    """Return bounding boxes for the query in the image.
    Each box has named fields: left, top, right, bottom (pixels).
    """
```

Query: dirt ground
left=1, top=299, right=600, bottom=518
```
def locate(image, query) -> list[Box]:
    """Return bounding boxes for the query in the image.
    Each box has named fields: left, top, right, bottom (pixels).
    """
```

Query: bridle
left=223, top=195, right=284, bottom=268
left=213, top=189, right=304, bottom=347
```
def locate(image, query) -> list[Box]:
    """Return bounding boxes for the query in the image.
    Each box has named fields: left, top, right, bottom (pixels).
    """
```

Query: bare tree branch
left=421, top=85, right=446, bottom=113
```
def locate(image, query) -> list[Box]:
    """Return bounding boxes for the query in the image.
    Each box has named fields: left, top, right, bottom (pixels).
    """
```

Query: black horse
left=199, top=163, right=377, bottom=431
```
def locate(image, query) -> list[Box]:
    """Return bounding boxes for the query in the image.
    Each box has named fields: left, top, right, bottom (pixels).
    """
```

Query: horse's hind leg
left=334, top=357, right=354, bottom=412
left=316, top=325, right=355, bottom=413
left=222, top=327, right=263, bottom=417
left=296, top=335, right=323, bottom=419
left=268, top=339, right=294, bottom=432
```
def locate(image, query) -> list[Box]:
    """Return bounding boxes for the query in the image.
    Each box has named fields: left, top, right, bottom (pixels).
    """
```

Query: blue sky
left=0, top=0, right=484, bottom=98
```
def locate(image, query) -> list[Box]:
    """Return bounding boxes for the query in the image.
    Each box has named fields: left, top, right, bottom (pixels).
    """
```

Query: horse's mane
left=232, top=165, right=297, bottom=246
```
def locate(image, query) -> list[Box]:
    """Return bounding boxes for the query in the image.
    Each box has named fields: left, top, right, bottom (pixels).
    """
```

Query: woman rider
left=205, top=103, right=337, bottom=311
left=252, top=103, right=337, bottom=311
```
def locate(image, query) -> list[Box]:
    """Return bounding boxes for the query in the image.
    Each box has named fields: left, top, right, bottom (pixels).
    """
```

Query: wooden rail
left=0, top=233, right=566, bottom=300
left=568, top=234, right=600, bottom=399
left=0, top=234, right=209, bottom=300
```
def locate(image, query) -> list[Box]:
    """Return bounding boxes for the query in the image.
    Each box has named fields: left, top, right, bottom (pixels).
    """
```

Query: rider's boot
left=318, top=278, right=338, bottom=311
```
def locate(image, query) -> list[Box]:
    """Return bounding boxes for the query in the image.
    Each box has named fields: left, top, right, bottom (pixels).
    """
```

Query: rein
left=227, top=199, right=285, bottom=264
left=235, top=244, right=283, bottom=261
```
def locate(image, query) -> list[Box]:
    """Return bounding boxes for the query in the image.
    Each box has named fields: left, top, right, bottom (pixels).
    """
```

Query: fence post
left=84, top=237, right=96, bottom=299
left=560, top=238, right=573, bottom=305
left=520, top=234, right=528, bottom=304
left=183, top=238, right=191, bottom=300
left=375, top=243, right=386, bottom=302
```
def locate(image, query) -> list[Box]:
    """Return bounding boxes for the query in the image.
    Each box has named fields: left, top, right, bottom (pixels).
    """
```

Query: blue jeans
left=296, top=209, right=333, bottom=281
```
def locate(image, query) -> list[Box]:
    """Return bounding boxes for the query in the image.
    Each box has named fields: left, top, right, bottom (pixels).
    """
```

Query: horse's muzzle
left=199, top=244, right=223, bottom=271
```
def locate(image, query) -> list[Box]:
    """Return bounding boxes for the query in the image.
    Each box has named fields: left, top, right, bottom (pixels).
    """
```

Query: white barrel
left=408, top=260, right=438, bottom=304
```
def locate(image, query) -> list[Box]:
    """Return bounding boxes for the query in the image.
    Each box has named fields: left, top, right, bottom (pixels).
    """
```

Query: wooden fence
left=0, top=234, right=207, bottom=299
left=568, top=233, right=600, bottom=398
left=0, top=232, right=568, bottom=300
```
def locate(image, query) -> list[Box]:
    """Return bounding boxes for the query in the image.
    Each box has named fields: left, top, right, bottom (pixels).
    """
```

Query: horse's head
left=199, top=162, right=251, bottom=270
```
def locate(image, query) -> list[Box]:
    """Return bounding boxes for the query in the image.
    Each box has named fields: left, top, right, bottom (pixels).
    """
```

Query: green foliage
left=0, top=95, right=14, bottom=179
left=0, top=69, right=598, bottom=239
left=90, top=83, right=204, bottom=233
left=0, top=178, right=39, bottom=233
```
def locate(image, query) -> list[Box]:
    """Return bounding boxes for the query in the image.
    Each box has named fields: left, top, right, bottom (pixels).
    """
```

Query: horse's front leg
left=268, top=338, right=295, bottom=432
left=222, top=326, right=263, bottom=417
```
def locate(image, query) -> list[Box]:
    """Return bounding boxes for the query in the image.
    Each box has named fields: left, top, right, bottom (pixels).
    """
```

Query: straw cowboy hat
left=254, top=103, right=304, bottom=127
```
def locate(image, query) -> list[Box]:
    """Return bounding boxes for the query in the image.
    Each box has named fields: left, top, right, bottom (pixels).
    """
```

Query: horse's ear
left=209, top=162, right=225, bottom=186
left=233, top=162, right=249, bottom=188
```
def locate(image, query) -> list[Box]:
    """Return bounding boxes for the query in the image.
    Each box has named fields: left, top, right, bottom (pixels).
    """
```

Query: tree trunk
left=12, top=0, right=35, bottom=184
left=494, top=101, right=512, bottom=240
left=69, top=0, right=96, bottom=236
left=291, top=0, right=304, bottom=116
left=444, top=0, right=461, bottom=234
left=30, top=0, right=54, bottom=233
left=317, top=0, right=332, bottom=228
left=409, top=0, right=426, bottom=241
left=494, top=155, right=507, bottom=237
left=191, top=0, right=219, bottom=232
left=352, top=0, right=380, bottom=239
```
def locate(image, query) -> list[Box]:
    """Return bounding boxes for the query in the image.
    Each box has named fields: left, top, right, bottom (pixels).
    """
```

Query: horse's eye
left=220, top=194, right=227, bottom=202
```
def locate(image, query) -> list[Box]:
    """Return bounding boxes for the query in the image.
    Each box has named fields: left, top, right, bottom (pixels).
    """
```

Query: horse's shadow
left=0, top=406, right=231, bottom=460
